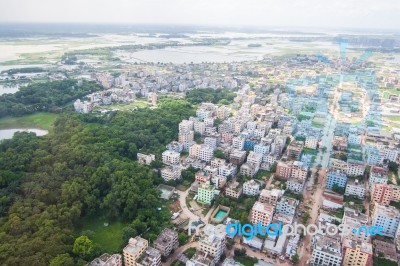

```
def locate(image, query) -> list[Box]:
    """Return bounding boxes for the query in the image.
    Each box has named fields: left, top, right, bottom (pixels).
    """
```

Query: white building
left=204, top=137, right=218, bottom=151
left=243, top=180, right=261, bottom=196
left=305, top=135, right=318, bottom=149
left=344, top=179, right=366, bottom=199
left=276, top=196, right=298, bottom=216
left=372, top=204, right=400, bottom=238
left=161, top=166, right=181, bottom=182
left=347, top=160, right=365, bottom=177
left=198, top=144, right=213, bottom=162
left=311, top=235, right=342, bottom=266
left=162, top=150, right=180, bottom=166
left=232, top=137, right=245, bottom=150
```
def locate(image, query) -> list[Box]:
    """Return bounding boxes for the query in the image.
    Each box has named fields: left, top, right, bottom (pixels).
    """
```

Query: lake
left=0, top=128, right=48, bottom=140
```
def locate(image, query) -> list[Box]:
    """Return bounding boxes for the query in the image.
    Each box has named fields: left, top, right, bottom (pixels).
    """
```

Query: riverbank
left=0, top=112, right=58, bottom=130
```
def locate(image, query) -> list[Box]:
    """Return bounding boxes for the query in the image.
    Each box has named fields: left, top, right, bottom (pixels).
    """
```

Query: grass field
left=75, top=215, right=128, bottom=253
left=0, top=113, right=59, bottom=130
left=235, top=256, right=258, bottom=266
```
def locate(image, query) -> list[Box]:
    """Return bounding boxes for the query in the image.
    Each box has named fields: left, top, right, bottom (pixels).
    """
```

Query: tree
left=178, top=232, right=189, bottom=246
left=73, top=236, right=94, bottom=257
left=388, top=161, right=399, bottom=173
left=50, top=254, right=75, bottom=266
left=291, top=253, right=300, bottom=264
left=213, top=149, right=225, bottom=159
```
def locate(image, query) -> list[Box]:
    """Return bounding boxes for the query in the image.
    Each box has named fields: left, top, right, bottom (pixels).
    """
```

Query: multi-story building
left=232, top=137, right=245, bottom=150
left=154, top=228, right=179, bottom=258
left=198, top=224, right=226, bottom=265
left=259, top=189, right=284, bottom=205
left=195, top=171, right=212, bottom=184
left=347, top=160, right=365, bottom=177
left=246, top=151, right=263, bottom=166
left=197, top=182, right=216, bottom=205
left=123, top=237, right=148, bottom=266
left=137, top=153, right=156, bottom=166
left=275, top=160, right=307, bottom=180
left=225, top=181, right=242, bottom=199
left=161, top=166, right=181, bottom=181
left=242, top=179, right=260, bottom=196
left=162, top=150, right=180, bottom=166
left=251, top=201, right=274, bottom=226
left=286, top=141, right=304, bottom=160
left=229, top=149, right=247, bottom=165
left=311, top=235, right=342, bottom=266
left=369, top=171, right=388, bottom=188
left=198, top=144, right=213, bottom=162
left=189, top=144, right=201, bottom=158
left=305, top=135, right=318, bottom=149
left=287, top=177, right=305, bottom=194
left=381, top=146, right=399, bottom=162
left=240, top=163, right=258, bottom=177
left=179, top=120, right=194, bottom=132
left=333, top=136, right=348, bottom=151
left=276, top=196, right=298, bottom=216
left=254, top=144, right=269, bottom=155
left=342, top=239, right=373, bottom=266
left=371, top=183, right=394, bottom=205
left=276, top=160, right=293, bottom=179
left=178, top=130, right=194, bottom=143
left=342, top=208, right=370, bottom=243
left=326, top=170, right=348, bottom=190
left=344, top=179, right=366, bottom=199
left=204, top=137, right=218, bottom=151
left=372, top=204, right=400, bottom=238
left=88, top=253, right=122, bottom=266
left=136, top=247, right=161, bottom=266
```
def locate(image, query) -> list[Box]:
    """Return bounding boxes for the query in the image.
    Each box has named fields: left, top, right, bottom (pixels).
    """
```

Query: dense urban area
left=1, top=28, right=400, bottom=266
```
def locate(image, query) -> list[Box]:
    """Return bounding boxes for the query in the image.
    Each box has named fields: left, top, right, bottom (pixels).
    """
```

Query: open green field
left=99, top=100, right=149, bottom=111
left=75, top=215, right=128, bottom=253
left=0, top=113, right=59, bottom=130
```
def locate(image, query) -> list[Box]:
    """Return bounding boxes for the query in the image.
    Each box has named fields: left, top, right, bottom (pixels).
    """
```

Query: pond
left=0, top=128, right=48, bottom=140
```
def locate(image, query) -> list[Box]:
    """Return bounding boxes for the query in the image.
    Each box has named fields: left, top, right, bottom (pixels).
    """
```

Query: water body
left=0, top=84, right=20, bottom=95
left=0, top=128, right=48, bottom=140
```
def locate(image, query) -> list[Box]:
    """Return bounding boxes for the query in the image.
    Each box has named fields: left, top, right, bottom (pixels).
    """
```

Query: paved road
left=163, top=241, right=198, bottom=266
left=177, top=188, right=200, bottom=221
left=299, top=109, right=337, bottom=265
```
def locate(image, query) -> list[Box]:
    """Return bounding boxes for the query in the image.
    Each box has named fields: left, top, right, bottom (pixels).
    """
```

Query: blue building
left=326, top=171, right=348, bottom=190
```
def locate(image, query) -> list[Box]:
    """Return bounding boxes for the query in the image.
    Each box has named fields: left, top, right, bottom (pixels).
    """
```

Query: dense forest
left=0, top=98, right=194, bottom=265
left=0, top=79, right=101, bottom=118
left=186, top=88, right=236, bottom=105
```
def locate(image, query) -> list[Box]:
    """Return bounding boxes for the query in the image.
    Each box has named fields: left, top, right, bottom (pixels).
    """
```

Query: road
left=176, top=188, right=200, bottom=221
left=163, top=241, right=198, bottom=266
left=298, top=108, right=337, bottom=265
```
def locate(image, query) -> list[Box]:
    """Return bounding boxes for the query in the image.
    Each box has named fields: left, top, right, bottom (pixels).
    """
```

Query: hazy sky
left=1, top=0, right=399, bottom=30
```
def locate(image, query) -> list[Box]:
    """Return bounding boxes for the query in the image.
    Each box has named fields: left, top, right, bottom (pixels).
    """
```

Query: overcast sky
left=1, top=0, right=399, bottom=30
